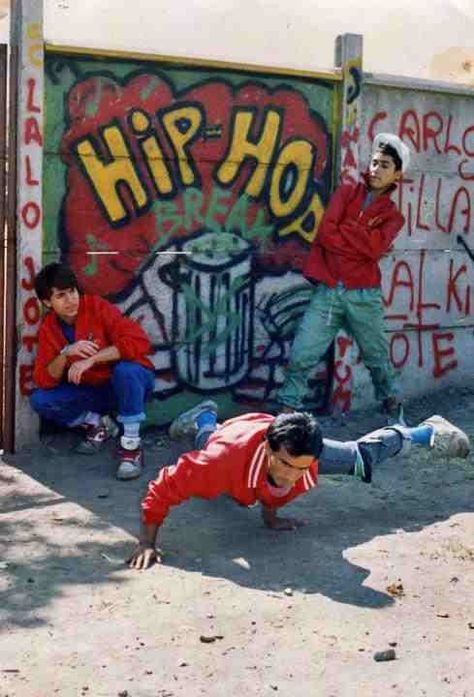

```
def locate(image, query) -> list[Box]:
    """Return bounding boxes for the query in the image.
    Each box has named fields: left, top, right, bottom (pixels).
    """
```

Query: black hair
left=375, top=142, right=402, bottom=172
left=34, top=262, right=79, bottom=301
left=267, top=412, right=323, bottom=458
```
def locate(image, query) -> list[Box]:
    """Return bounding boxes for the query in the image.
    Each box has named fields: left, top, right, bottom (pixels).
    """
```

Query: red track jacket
left=142, top=413, right=319, bottom=526
left=304, top=178, right=404, bottom=289
left=33, top=294, right=153, bottom=389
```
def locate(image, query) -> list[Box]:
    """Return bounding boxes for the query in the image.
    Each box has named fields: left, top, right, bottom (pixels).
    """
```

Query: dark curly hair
left=34, top=263, right=80, bottom=301
left=267, top=412, right=323, bottom=458
left=375, top=142, right=402, bottom=171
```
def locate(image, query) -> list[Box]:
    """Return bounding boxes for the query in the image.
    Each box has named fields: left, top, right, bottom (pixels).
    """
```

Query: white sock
left=123, top=422, right=140, bottom=439
left=84, top=411, right=101, bottom=427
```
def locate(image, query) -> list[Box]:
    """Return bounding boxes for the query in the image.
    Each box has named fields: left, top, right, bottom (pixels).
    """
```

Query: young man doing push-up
left=128, top=402, right=470, bottom=570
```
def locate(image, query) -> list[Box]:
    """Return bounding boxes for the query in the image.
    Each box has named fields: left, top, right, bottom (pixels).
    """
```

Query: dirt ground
left=1, top=387, right=474, bottom=697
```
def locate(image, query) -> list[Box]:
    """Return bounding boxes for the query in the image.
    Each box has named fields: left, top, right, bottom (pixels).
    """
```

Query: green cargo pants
left=276, top=283, right=396, bottom=409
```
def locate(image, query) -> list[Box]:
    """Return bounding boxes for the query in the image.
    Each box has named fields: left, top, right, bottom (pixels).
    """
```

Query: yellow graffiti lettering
left=269, top=140, right=313, bottom=218
left=278, top=192, right=326, bottom=244
left=216, top=109, right=281, bottom=198
left=142, top=135, right=174, bottom=195
left=131, top=110, right=174, bottom=196
left=76, top=126, right=148, bottom=224
left=27, top=44, right=42, bottom=68
left=26, top=23, right=42, bottom=67
left=131, top=110, right=149, bottom=132
left=27, top=23, right=41, bottom=40
left=162, top=106, right=202, bottom=186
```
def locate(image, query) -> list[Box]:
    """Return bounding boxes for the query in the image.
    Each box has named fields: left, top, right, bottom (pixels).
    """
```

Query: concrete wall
left=39, top=0, right=474, bottom=85
left=13, top=0, right=44, bottom=445
left=4, top=2, right=474, bottom=85
left=39, top=48, right=474, bottom=424
left=350, top=78, right=474, bottom=409
left=40, top=50, right=339, bottom=427
left=10, top=5, right=474, bottom=443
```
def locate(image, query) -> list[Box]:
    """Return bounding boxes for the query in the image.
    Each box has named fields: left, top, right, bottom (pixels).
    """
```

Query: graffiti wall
left=14, top=0, right=44, bottom=443
left=43, top=52, right=337, bottom=424
left=351, top=84, right=474, bottom=405
left=330, top=34, right=362, bottom=413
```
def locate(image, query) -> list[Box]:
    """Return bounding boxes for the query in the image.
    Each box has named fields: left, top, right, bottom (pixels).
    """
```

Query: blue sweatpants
left=30, top=361, right=154, bottom=426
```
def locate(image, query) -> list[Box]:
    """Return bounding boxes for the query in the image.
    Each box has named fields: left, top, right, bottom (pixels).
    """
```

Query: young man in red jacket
left=277, top=133, right=411, bottom=421
left=31, top=263, right=155, bottom=480
left=128, top=401, right=469, bottom=570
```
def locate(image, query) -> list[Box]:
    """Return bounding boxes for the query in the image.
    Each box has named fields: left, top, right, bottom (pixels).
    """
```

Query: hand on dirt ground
left=66, top=340, right=99, bottom=358
left=127, top=544, right=162, bottom=570
left=68, top=357, right=95, bottom=384
left=265, top=516, right=309, bottom=532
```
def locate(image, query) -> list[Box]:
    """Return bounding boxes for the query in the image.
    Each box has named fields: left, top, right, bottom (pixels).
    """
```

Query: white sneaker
left=421, top=415, right=470, bottom=458
left=75, top=415, right=119, bottom=454
left=116, top=439, right=144, bottom=481
left=169, top=400, right=218, bottom=440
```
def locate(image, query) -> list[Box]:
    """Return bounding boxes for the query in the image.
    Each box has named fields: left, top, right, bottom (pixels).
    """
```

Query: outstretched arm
left=129, top=444, right=231, bottom=570
left=127, top=522, right=161, bottom=570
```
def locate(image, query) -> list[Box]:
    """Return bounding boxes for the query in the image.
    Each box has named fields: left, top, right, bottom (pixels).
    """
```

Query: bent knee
left=113, top=360, right=138, bottom=374
left=112, top=360, right=143, bottom=379
left=30, top=389, right=50, bottom=413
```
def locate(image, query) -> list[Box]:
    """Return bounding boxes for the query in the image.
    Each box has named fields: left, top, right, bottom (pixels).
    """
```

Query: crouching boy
left=30, top=262, right=155, bottom=480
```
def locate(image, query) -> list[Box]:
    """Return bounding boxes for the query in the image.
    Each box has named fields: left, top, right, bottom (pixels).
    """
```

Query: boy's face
left=265, top=443, right=313, bottom=488
left=368, top=151, right=401, bottom=191
left=43, top=286, right=80, bottom=324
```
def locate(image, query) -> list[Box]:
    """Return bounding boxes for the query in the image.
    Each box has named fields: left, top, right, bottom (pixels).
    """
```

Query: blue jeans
left=197, top=423, right=412, bottom=473
left=30, top=361, right=154, bottom=426
left=318, top=425, right=411, bottom=474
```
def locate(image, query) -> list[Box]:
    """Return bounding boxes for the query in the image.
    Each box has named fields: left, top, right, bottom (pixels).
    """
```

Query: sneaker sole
left=75, top=441, right=104, bottom=455
left=116, top=448, right=144, bottom=481
left=116, top=464, right=143, bottom=480
left=169, top=400, right=218, bottom=440
left=422, top=415, right=470, bottom=458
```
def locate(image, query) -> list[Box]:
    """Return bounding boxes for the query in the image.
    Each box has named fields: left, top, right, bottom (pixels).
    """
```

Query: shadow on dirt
left=2, top=389, right=474, bottom=627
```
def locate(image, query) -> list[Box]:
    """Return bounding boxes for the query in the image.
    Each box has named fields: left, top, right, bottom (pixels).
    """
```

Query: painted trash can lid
left=183, top=232, right=251, bottom=269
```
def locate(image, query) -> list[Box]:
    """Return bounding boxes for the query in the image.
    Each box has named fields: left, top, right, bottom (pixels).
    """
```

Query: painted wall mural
left=44, top=54, right=337, bottom=423
left=352, top=86, right=474, bottom=405
left=15, top=2, right=45, bottom=446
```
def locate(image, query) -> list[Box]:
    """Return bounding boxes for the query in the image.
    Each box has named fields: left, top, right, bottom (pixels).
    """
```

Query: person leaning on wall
left=29, top=262, right=155, bottom=480
left=276, top=133, right=412, bottom=423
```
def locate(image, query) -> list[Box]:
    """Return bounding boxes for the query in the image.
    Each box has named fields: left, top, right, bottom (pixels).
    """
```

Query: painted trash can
left=171, top=232, right=254, bottom=391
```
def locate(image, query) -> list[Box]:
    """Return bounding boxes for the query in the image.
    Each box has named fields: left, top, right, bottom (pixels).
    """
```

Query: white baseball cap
left=373, top=133, right=411, bottom=173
